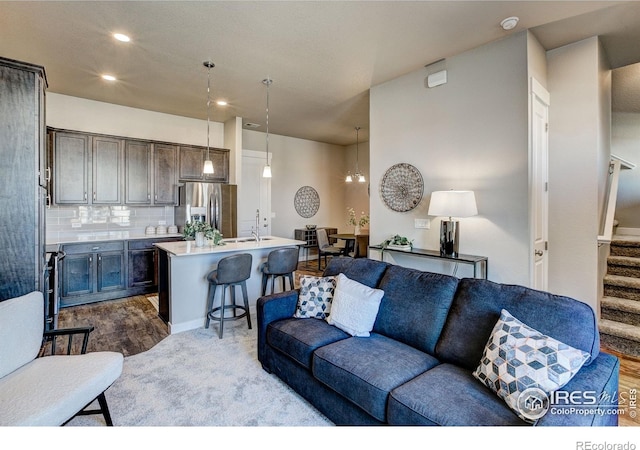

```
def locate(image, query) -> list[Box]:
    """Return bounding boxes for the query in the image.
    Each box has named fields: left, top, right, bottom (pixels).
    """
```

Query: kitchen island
left=154, top=236, right=305, bottom=334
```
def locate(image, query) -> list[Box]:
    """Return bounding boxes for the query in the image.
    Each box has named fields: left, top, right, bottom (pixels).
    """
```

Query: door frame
left=529, top=77, right=550, bottom=290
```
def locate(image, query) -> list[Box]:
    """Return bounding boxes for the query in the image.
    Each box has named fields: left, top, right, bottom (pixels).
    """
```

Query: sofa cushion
left=326, top=274, right=384, bottom=337
left=313, top=333, right=440, bottom=422
left=267, top=318, right=349, bottom=369
left=294, top=275, right=337, bottom=319
left=473, top=309, right=590, bottom=423
left=435, top=278, right=600, bottom=371
left=322, top=257, right=389, bottom=288
left=388, top=364, right=526, bottom=426
left=373, top=265, right=459, bottom=354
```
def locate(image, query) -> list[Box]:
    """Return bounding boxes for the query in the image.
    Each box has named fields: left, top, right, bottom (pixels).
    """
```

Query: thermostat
left=426, top=70, right=447, bottom=88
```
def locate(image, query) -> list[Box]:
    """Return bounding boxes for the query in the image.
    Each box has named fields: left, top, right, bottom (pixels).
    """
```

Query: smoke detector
left=500, top=16, right=519, bottom=31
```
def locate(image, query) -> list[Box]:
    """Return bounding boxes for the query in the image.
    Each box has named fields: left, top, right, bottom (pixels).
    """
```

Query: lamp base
left=440, top=220, right=459, bottom=257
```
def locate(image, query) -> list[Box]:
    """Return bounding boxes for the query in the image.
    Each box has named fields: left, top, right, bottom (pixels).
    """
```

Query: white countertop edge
left=154, top=237, right=306, bottom=256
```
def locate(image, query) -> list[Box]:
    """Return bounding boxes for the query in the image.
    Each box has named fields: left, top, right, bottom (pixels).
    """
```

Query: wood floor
left=57, top=258, right=639, bottom=427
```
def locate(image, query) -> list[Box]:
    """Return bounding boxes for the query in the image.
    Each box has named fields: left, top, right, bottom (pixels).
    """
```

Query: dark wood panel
left=93, top=136, right=122, bottom=204
left=125, top=140, right=151, bottom=204
left=153, top=143, right=177, bottom=205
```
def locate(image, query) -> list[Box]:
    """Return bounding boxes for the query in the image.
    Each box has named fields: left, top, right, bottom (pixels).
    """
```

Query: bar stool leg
left=218, top=286, right=227, bottom=339
left=288, top=273, right=294, bottom=291
left=230, top=285, right=237, bottom=318
left=261, top=273, right=268, bottom=297
left=205, top=283, right=217, bottom=329
left=241, top=281, right=252, bottom=329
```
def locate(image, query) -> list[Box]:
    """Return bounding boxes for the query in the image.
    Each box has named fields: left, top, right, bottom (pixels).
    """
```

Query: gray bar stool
left=205, top=253, right=253, bottom=338
left=259, top=247, right=299, bottom=296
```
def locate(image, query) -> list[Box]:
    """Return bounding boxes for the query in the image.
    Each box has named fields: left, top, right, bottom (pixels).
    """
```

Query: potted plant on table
left=182, top=221, right=224, bottom=247
left=380, top=234, right=413, bottom=251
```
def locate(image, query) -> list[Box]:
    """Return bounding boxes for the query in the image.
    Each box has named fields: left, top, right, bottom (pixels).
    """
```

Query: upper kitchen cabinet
left=50, top=130, right=123, bottom=205
left=124, top=140, right=152, bottom=205
left=153, top=143, right=178, bottom=205
left=178, top=145, right=229, bottom=183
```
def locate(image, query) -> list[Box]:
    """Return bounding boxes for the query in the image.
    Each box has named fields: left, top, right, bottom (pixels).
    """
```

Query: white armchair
left=0, top=291, right=123, bottom=426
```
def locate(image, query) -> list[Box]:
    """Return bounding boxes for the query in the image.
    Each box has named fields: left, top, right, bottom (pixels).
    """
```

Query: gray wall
left=546, top=36, right=611, bottom=311
left=612, top=112, right=640, bottom=228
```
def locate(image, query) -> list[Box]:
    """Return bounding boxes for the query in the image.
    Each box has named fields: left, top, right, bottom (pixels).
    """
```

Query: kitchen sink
left=224, top=237, right=273, bottom=243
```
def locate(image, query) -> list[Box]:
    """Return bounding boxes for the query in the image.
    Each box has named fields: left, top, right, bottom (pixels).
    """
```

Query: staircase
left=600, top=238, right=640, bottom=357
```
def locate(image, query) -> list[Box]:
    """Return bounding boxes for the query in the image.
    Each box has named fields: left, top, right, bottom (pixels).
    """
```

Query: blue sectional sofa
left=256, top=257, right=620, bottom=426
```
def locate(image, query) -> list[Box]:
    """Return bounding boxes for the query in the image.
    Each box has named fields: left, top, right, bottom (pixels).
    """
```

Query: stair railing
left=598, top=155, right=636, bottom=245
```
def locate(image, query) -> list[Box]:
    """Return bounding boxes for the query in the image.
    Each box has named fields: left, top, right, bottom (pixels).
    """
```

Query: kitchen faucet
left=251, top=209, right=261, bottom=242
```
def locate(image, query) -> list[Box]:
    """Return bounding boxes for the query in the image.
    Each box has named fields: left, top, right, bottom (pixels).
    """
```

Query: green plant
left=182, top=221, right=224, bottom=245
left=380, top=234, right=413, bottom=249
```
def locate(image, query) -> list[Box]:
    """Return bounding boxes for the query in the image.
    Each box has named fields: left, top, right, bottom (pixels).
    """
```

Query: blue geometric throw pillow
left=294, top=275, right=337, bottom=319
left=472, top=309, right=590, bottom=423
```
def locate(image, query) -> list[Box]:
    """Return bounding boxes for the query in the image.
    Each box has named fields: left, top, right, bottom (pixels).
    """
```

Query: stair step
left=603, top=275, right=640, bottom=301
left=607, top=256, right=640, bottom=277
left=599, top=319, right=640, bottom=358
left=601, top=296, right=640, bottom=326
left=610, top=239, right=640, bottom=258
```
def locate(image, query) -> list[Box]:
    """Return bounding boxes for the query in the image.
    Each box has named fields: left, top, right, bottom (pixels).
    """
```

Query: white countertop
left=154, top=236, right=306, bottom=257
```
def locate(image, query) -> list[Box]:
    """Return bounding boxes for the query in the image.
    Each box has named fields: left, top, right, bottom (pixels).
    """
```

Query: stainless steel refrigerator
left=175, top=182, right=238, bottom=239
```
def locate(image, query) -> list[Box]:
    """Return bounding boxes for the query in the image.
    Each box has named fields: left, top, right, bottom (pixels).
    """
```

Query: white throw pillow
left=294, top=275, right=337, bottom=319
left=473, top=309, right=590, bottom=423
left=326, top=273, right=384, bottom=337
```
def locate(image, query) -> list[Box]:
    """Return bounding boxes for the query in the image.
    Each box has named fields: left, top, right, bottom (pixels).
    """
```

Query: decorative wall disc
left=380, top=163, right=424, bottom=212
left=294, top=186, right=320, bottom=218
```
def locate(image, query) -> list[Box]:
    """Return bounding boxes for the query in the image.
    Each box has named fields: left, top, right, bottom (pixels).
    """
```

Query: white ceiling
left=1, top=1, right=640, bottom=146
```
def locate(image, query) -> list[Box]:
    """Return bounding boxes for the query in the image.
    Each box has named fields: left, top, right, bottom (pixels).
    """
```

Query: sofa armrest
left=256, top=290, right=299, bottom=370
left=535, top=351, right=620, bottom=426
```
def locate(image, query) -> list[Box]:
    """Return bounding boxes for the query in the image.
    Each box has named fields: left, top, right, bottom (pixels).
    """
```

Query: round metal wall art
left=379, top=163, right=424, bottom=212
left=294, top=186, right=320, bottom=218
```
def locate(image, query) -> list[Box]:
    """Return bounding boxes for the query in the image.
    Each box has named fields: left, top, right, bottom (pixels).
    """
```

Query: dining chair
left=316, top=228, right=343, bottom=270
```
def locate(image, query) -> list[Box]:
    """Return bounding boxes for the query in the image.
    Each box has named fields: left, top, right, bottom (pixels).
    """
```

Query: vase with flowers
left=347, top=207, right=369, bottom=235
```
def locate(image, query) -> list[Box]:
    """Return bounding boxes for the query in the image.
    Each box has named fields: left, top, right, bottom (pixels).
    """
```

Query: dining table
left=329, top=233, right=370, bottom=257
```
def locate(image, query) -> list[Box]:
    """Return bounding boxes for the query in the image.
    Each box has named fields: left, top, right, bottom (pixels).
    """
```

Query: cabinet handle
left=84, top=192, right=87, bottom=201
left=92, top=246, right=100, bottom=251
left=46, top=167, right=51, bottom=183
left=155, top=194, right=158, bottom=201
left=93, top=192, right=96, bottom=201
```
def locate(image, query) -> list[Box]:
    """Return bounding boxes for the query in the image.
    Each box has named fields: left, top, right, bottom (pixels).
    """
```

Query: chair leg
left=241, top=281, right=252, bottom=329
left=261, top=273, right=268, bottom=297
left=218, top=286, right=226, bottom=339
left=205, top=283, right=217, bottom=329
left=288, top=273, right=294, bottom=291
left=97, top=392, right=114, bottom=426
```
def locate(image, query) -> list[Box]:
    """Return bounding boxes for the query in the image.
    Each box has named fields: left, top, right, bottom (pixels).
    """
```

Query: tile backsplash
left=46, top=205, right=176, bottom=242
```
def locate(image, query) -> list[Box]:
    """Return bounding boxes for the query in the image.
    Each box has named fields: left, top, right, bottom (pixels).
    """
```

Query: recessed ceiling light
left=500, top=16, right=519, bottom=31
left=101, top=74, right=117, bottom=81
left=216, top=100, right=228, bottom=106
left=113, top=33, right=130, bottom=42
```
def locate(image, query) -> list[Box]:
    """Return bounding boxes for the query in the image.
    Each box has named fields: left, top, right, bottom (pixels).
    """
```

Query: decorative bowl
left=306, top=224, right=317, bottom=230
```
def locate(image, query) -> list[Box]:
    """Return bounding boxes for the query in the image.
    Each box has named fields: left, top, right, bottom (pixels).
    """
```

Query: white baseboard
left=615, top=227, right=640, bottom=236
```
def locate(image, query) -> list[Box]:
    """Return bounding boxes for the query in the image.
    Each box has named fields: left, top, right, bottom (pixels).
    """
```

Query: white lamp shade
left=262, top=164, right=272, bottom=178
left=428, top=190, right=478, bottom=218
left=203, top=159, right=214, bottom=174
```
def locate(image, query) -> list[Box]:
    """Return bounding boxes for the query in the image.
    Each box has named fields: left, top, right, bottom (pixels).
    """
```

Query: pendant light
left=346, top=126, right=365, bottom=183
left=262, top=78, right=273, bottom=178
left=202, top=61, right=215, bottom=175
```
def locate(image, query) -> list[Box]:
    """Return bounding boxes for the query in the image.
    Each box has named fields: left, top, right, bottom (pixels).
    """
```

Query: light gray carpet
left=68, top=315, right=332, bottom=426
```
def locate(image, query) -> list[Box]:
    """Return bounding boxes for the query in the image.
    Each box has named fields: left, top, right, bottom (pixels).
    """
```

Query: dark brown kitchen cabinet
left=93, top=136, right=122, bottom=204
left=59, top=241, right=125, bottom=307
left=178, top=145, right=229, bottom=182
left=50, top=129, right=123, bottom=205
left=153, top=143, right=178, bottom=205
left=52, top=131, right=91, bottom=204
left=125, top=140, right=152, bottom=205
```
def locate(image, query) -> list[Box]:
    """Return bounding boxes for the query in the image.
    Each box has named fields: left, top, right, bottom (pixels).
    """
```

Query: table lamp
left=428, top=190, right=478, bottom=257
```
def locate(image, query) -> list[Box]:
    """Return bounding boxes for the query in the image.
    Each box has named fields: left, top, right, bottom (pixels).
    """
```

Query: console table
left=369, top=245, right=488, bottom=279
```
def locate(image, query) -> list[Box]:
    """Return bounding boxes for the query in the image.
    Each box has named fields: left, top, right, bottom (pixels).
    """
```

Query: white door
left=530, top=78, right=550, bottom=290
left=239, top=150, right=271, bottom=238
